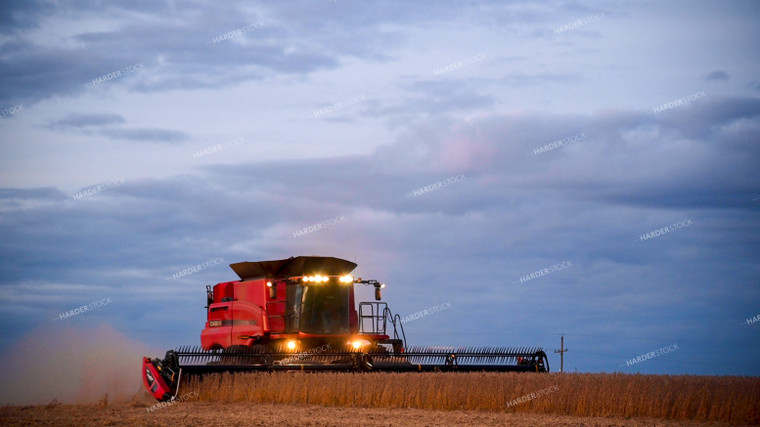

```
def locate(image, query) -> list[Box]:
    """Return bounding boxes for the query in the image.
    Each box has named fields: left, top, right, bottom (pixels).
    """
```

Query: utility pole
left=554, top=335, right=568, bottom=373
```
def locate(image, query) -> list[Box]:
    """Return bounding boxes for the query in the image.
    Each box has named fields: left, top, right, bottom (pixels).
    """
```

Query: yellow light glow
left=349, top=339, right=370, bottom=350
left=287, top=340, right=297, bottom=350
left=340, top=275, right=353, bottom=283
left=266, top=281, right=272, bottom=287
left=303, top=275, right=335, bottom=283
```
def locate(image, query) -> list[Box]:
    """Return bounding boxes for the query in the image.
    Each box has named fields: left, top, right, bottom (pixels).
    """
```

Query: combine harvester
left=142, top=256, right=549, bottom=401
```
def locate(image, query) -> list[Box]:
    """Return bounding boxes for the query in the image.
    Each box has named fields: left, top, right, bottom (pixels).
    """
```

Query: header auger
left=142, top=256, right=549, bottom=402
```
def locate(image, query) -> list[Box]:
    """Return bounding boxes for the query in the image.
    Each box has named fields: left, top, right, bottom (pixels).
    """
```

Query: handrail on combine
left=383, top=306, right=406, bottom=347
left=358, top=302, right=385, bottom=334
left=358, top=302, right=406, bottom=347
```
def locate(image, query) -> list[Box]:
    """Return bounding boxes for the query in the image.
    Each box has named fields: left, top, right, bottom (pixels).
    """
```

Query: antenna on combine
left=554, top=334, right=568, bottom=373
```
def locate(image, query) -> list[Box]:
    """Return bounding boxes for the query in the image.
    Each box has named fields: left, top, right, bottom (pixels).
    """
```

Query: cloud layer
left=0, top=1, right=758, bottom=389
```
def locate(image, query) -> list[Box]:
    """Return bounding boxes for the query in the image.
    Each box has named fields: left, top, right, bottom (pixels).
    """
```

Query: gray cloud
left=1, top=0, right=759, bottom=382
left=49, top=113, right=125, bottom=129
left=0, top=0, right=54, bottom=35
left=705, top=70, right=729, bottom=81
left=0, top=187, right=66, bottom=201
left=46, top=112, right=189, bottom=143
left=99, top=127, right=189, bottom=143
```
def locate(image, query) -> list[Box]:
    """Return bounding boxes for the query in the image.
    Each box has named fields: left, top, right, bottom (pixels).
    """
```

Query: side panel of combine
left=230, top=280, right=266, bottom=346
left=202, top=280, right=272, bottom=349
left=201, top=281, right=236, bottom=349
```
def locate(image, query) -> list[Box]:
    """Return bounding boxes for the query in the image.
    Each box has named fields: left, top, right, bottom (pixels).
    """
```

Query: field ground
left=0, top=401, right=733, bottom=427
left=2, top=372, right=758, bottom=426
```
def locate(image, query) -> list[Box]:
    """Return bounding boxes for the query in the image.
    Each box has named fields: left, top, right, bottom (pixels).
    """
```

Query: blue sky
left=0, top=0, right=759, bottom=391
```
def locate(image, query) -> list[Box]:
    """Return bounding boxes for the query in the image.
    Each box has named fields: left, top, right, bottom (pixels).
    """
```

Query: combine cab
left=142, top=256, right=549, bottom=401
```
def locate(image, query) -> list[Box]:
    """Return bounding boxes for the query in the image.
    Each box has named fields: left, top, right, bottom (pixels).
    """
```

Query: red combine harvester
left=142, top=256, right=549, bottom=401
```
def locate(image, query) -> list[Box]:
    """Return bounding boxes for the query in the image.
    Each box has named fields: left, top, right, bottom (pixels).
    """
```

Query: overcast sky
left=1, top=0, right=759, bottom=387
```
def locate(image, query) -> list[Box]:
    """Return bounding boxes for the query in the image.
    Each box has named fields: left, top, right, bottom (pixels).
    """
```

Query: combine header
left=142, top=256, right=549, bottom=401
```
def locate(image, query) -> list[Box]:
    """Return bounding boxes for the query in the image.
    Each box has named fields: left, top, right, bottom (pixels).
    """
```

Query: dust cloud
left=0, top=323, right=159, bottom=405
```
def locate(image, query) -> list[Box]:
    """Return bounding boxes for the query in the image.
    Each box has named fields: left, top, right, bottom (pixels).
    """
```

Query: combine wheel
left=353, top=354, right=374, bottom=371
left=393, top=344, right=403, bottom=355
left=445, top=354, right=458, bottom=369
left=263, top=353, right=274, bottom=371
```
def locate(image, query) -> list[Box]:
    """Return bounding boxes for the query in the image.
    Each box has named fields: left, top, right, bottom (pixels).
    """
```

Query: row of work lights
left=302, top=275, right=355, bottom=283
left=266, top=275, right=356, bottom=288
left=265, top=275, right=386, bottom=291
left=266, top=275, right=385, bottom=299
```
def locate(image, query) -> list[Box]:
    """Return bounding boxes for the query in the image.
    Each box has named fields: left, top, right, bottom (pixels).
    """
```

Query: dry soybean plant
left=181, top=372, right=760, bottom=424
